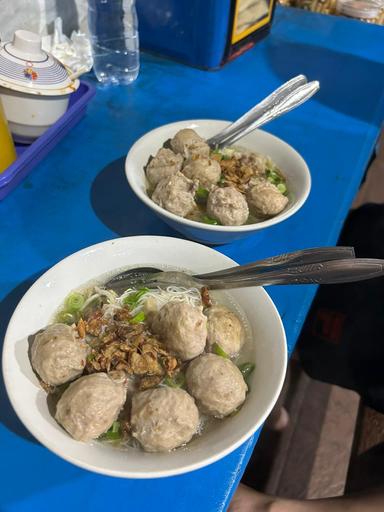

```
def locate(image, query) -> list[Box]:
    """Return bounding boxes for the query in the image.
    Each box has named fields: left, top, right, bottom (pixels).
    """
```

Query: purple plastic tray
left=0, top=80, right=96, bottom=200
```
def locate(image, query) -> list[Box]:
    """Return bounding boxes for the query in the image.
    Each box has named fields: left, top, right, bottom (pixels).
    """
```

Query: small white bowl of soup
left=125, top=120, right=311, bottom=245
left=2, top=236, right=287, bottom=478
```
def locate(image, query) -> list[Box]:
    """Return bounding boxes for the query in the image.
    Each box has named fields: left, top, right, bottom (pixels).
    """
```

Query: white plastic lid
left=0, top=29, right=79, bottom=96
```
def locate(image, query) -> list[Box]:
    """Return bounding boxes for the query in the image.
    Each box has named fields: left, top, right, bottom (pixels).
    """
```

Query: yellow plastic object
left=0, top=98, right=16, bottom=173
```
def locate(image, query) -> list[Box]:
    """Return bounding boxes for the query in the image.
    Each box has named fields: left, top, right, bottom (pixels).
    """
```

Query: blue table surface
left=1, top=6, right=384, bottom=512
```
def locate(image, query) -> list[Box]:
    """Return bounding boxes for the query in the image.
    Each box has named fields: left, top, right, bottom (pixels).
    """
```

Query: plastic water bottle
left=88, top=0, right=139, bottom=85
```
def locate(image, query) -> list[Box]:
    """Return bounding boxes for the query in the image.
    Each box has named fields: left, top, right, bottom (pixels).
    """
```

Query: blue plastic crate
left=0, top=80, right=96, bottom=200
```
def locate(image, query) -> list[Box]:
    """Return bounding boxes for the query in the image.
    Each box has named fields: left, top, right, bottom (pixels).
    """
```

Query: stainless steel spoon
left=105, top=246, right=356, bottom=293
left=207, top=75, right=320, bottom=149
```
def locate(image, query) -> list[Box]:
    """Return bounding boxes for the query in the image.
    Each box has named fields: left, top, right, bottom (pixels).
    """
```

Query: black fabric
left=298, top=204, right=384, bottom=413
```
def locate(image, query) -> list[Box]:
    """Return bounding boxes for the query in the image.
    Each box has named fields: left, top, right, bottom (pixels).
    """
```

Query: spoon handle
left=219, top=81, right=320, bottom=148
left=195, top=247, right=355, bottom=279
left=204, top=259, right=384, bottom=289
left=207, top=74, right=307, bottom=147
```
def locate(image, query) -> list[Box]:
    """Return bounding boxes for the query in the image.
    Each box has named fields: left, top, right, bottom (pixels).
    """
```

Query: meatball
left=182, top=157, right=221, bottom=189
left=146, top=148, right=184, bottom=187
left=206, top=305, right=244, bottom=356
left=151, top=172, right=197, bottom=217
left=131, top=387, right=199, bottom=451
left=243, top=152, right=273, bottom=176
left=207, top=187, right=249, bottom=226
left=170, top=128, right=210, bottom=159
left=55, top=373, right=127, bottom=442
left=186, top=353, right=247, bottom=417
left=152, top=302, right=207, bottom=361
left=247, top=179, right=288, bottom=217
left=31, top=323, right=88, bottom=386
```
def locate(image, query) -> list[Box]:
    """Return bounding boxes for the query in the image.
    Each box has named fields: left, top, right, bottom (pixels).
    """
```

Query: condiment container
left=0, top=30, right=80, bottom=143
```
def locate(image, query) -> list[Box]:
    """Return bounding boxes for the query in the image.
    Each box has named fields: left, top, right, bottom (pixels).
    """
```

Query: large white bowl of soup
left=2, top=236, right=287, bottom=478
left=125, top=120, right=311, bottom=245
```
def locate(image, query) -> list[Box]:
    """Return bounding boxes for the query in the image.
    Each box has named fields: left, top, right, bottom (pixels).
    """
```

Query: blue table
left=1, top=6, right=383, bottom=512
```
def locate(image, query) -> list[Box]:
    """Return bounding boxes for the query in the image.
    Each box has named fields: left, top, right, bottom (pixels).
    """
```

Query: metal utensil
left=105, top=246, right=356, bottom=293
left=206, top=74, right=308, bottom=147
left=208, top=79, right=320, bottom=149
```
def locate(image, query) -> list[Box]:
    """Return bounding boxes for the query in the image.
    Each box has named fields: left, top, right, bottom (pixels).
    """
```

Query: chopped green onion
left=164, top=373, right=186, bottom=388
left=130, top=311, right=146, bottom=324
left=212, top=342, right=229, bottom=358
left=211, top=148, right=222, bottom=158
left=202, top=215, right=220, bottom=225
left=56, top=311, right=78, bottom=325
left=86, top=352, right=95, bottom=363
left=277, top=183, right=287, bottom=194
left=123, top=288, right=150, bottom=307
left=101, top=421, right=121, bottom=440
left=195, top=186, right=209, bottom=203
left=238, top=362, right=255, bottom=380
left=218, top=176, right=226, bottom=187
left=64, top=292, right=85, bottom=313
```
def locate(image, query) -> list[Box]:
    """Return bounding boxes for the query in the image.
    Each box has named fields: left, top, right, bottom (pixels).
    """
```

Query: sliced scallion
left=212, top=342, right=229, bottom=358
left=202, top=215, right=220, bottom=225
left=164, top=372, right=186, bottom=389
left=195, top=186, right=209, bottom=203
left=238, top=362, right=255, bottom=380
left=57, top=311, right=78, bottom=325
left=130, top=311, right=146, bottom=324
left=64, top=292, right=85, bottom=313
left=123, top=288, right=150, bottom=307
left=102, top=421, right=121, bottom=440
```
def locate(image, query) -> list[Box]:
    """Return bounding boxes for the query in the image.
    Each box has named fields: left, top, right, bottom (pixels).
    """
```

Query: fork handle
left=196, top=247, right=355, bottom=280
left=203, top=259, right=384, bottom=289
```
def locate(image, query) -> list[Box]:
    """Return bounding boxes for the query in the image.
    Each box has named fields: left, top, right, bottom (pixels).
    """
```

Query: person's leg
left=229, top=484, right=384, bottom=512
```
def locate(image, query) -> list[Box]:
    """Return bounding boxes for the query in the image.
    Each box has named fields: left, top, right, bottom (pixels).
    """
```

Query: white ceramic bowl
left=126, top=120, right=311, bottom=245
left=2, top=236, right=287, bottom=478
left=0, top=87, right=70, bottom=142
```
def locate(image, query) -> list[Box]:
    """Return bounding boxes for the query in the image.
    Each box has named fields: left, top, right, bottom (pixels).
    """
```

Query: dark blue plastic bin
left=0, top=80, right=96, bottom=200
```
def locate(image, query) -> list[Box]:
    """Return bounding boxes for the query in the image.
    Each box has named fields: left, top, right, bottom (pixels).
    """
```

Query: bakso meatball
left=131, top=387, right=199, bottom=452
left=152, top=302, right=207, bottom=361
left=247, top=179, right=288, bottom=217
left=55, top=373, right=127, bottom=442
left=31, top=323, right=88, bottom=386
left=186, top=353, right=247, bottom=417
left=182, top=157, right=221, bottom=189
left=170, top=128, right=210, bottom=159
left=151, top=171, right=197, bottom=217
left=146, top=148, right=184, bottom=187
left=207, top=187, right=249, bottom=226
left=206, top=305, right=244, bottom=356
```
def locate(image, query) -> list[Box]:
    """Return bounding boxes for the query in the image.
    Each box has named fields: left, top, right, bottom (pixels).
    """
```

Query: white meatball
left=207, top=187, right=249, bottom=226
left=55, top=373, right=127, bottom=442
left=31, top=324, right=88, bottom=386
left=152, top=302, right=207, bottom=361
left=182, top=158, right=221, bottom=189
left=146, top=148, right=184, bottom=187
left=206, top=305, right=244, bottom=356
left=247, top=179, right=288, bottom=217
left=151, top=171, right=197, bottom=217
left=186, top=354, right=247, bottom=417
left=131, top=387, right=199, bottom=452
left=170, top=128, right=210, bottom=159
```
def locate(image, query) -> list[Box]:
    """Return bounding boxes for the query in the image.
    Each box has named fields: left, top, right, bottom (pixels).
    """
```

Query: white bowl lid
left=0, top=30, right=79, bottom=96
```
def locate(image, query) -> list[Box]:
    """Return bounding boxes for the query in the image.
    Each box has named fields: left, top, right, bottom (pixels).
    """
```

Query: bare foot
left=228, top=484, right=276, bottom=512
